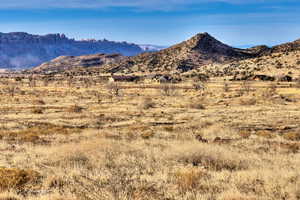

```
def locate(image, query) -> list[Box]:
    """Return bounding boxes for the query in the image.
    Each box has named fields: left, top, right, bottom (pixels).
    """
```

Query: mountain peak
left=182, top=32, right=236, bottom=56
left=185, top=32, right=215, bottom=47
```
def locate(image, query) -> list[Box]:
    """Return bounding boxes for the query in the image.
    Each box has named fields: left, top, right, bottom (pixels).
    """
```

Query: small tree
left=4, top=85, right=17, bottom=97
left=238, top=81, right=251, bottom=96
left=28, top=77, right=37, bottom=87
left=263, top=83, right=278, bottom=98
left=106, top=82, right=121, bottom=96
left=296, top=76, right=300, bottom=88
left=223, top=82, right=230, bottom=93
left=160, top=83, right=177, bottom=96
left=67, top=76, right=74, bottom=88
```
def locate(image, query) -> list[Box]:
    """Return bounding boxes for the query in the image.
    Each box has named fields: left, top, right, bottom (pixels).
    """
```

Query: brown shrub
left=238, top=130, right=252, bottom=139
left=0, top=124, right=81, bottom=143
left=66, top=105, right=84, bottom=113
left=193, top=82, right=206, bottom=91
left=141, top=130, right=155, bottom=139
left=164, top=126, right=174, bottom=132
left=175, top=144, right=249, bottom=171
left=31, top=107, right=45, bottom=114
left=256, top=130, right=276, bottom=139
left=239, top=98, right=256, bottom=106
left=0, top=168, right=41, bottom=191
left=125, top=124, right=152, bottom=140
left=174, top=167, right=206, bottom=192
left=32, top=99, right=46, bottom=105
left=140, top=97, right=155, bottom=109
left=188, top=97, right=206, bottom=109
left=283, top=132, right=300, bottom=141
left=189, top=102, right=206, bottom=110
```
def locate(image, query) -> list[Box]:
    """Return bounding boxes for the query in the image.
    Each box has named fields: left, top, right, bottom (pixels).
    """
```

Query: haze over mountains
left=138, top=44, right=167, bottom=52
left=0, top=32, right=144, bottom=69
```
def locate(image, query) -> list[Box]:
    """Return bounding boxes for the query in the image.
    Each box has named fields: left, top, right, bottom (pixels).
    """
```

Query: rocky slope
left=196, top=50, right=300, bottom=80
left=31, top=53, right=124, bottom=73
left=0, top=32, right=143, bottom=69
left=183, top=38, right=300, bottom=79
left=97, top=33, right=267, bottom=74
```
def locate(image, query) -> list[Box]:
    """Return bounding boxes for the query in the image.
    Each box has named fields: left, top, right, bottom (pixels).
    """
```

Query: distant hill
left=0, top=32, right=144, bottom=69
left=198, top=49, right=300, bottom=79
left=31, top=53, right=124, bottom=73
left=97, top=32, right=267, bottom=73
left=181, top=38, right=300, bottom=79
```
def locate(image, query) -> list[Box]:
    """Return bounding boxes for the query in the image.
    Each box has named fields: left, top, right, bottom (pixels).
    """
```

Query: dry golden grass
left=0, top=77, right=299, bottom=200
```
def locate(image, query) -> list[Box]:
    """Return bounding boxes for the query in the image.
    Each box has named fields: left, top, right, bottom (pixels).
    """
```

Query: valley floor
left=0, top=78, right=299, bottom=200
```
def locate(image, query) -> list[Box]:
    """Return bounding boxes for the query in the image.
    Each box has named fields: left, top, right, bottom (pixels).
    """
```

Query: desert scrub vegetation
left=0, top=76, right=299, bottom=200
left=0, top=123, right=82, bottom=143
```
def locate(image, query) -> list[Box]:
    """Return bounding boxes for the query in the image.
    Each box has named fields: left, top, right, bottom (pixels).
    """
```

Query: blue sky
left=0, top=0, right=300, bottom=47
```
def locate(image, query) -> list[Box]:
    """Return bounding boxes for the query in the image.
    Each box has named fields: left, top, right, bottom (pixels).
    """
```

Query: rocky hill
left=182, top=37, right=300, bottom=80
left=31, top=53, right=124, bottom=73
left=96, top=33, right=267, bottom=74
left=0, top=32, right=143, bottom=69
left=196, top=50, right=300, bottom=80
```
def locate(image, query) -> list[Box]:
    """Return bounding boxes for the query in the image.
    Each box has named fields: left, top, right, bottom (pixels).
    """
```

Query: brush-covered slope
left=193, top=38, right=300, bottom=79
left=97, top=32, right=265, bottom=73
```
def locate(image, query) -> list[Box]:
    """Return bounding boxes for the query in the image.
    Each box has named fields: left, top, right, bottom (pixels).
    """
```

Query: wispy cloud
left=0, top=0, right=297, bottom=10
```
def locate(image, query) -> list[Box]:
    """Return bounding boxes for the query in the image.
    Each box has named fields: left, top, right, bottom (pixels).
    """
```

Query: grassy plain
left=0, top=77, right=299, bottom=200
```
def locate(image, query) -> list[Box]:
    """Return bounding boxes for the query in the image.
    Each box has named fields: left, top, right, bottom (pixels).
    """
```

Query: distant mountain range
left=0, top=32, right=146, bottom=69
